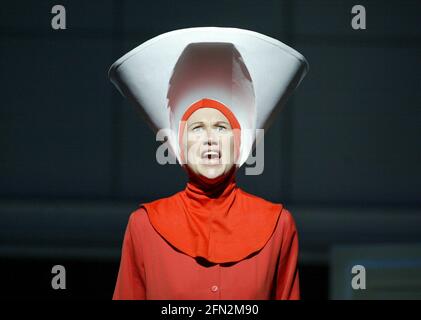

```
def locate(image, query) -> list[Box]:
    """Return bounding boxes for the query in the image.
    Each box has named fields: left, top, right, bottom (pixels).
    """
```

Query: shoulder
left=130, top=191, right=181, bottom=220
left=278, top=208, right=297, bottom=228
left=276, top=207, right=299, bottom=240
left=127, top=192, right=183, bottom=234
left=136, top=192, right=182, bottom=211
left=238, top=188, right=283, bottom=210
left=237, top=188, right=297, bottom=232
left=127, top=206, right=149, bottom=231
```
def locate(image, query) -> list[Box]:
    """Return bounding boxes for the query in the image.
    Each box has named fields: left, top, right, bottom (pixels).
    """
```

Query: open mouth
left=201, top=150, right=221, bottom=159
left=200, top=149, right=221, bottom=165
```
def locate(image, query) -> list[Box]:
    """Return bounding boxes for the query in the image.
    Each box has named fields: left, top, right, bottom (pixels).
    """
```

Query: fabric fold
left=140, top=165, right=282, bottom=264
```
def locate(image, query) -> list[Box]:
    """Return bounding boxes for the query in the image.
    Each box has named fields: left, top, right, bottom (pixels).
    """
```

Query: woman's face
left=182, top=107, right=236, bottom=180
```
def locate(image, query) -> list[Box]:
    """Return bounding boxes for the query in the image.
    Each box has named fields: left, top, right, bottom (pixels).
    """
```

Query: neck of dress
left=182, top=165, right=238, bottom=212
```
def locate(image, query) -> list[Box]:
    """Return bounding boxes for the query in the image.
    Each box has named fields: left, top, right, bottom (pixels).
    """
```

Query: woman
left=108, top=27, right=309, bottom=300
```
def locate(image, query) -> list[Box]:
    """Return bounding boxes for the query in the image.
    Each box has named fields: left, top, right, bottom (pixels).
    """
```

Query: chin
left=198, top=165, right=226, bottom=179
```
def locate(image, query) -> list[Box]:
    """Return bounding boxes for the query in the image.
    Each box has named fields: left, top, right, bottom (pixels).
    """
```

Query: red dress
left=112, top=204, right=300, bottom=300
left=112, top=98, right=299, bottom=300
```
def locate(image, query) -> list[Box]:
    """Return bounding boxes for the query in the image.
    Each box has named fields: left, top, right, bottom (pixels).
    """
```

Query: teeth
left=202, top=151, right=220, bottom=159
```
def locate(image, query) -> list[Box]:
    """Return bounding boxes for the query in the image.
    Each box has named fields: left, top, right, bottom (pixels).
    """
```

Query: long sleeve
left=113, top=211, right=147, bottom=300
left=274, top=209, right=300, bottom=300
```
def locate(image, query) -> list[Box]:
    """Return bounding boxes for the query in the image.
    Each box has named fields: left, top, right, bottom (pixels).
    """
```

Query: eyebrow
left=188, top=121, right=230, bottom=128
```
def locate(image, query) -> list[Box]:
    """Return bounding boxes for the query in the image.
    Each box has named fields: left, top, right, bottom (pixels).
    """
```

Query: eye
left=192, top=125, right=203, bottom=133
left=216, top=125, right=227, bottom=132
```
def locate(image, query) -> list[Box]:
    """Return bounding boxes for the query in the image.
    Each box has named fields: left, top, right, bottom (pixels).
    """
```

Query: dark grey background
left=0, top=0, right=420, bottom=299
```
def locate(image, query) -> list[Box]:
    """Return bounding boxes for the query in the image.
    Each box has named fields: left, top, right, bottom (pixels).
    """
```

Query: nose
left=204, top=128, right=218, bottom=146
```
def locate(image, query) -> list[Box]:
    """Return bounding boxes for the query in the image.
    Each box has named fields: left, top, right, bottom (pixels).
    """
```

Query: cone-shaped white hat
left=109, top=27, right=309, bottom=167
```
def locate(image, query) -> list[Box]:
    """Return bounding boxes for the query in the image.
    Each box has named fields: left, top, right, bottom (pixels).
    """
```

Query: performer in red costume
left=108, top=27, right=309, bottom=300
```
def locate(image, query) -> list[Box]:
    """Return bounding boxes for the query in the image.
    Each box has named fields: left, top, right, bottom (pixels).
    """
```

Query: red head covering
left=140, top=99, right=282, bottom=264
left=178, top=98, right=241, bottom=167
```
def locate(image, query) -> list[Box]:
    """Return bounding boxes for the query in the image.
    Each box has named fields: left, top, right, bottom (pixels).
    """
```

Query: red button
left=211, top=285, right=219, bottom=292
